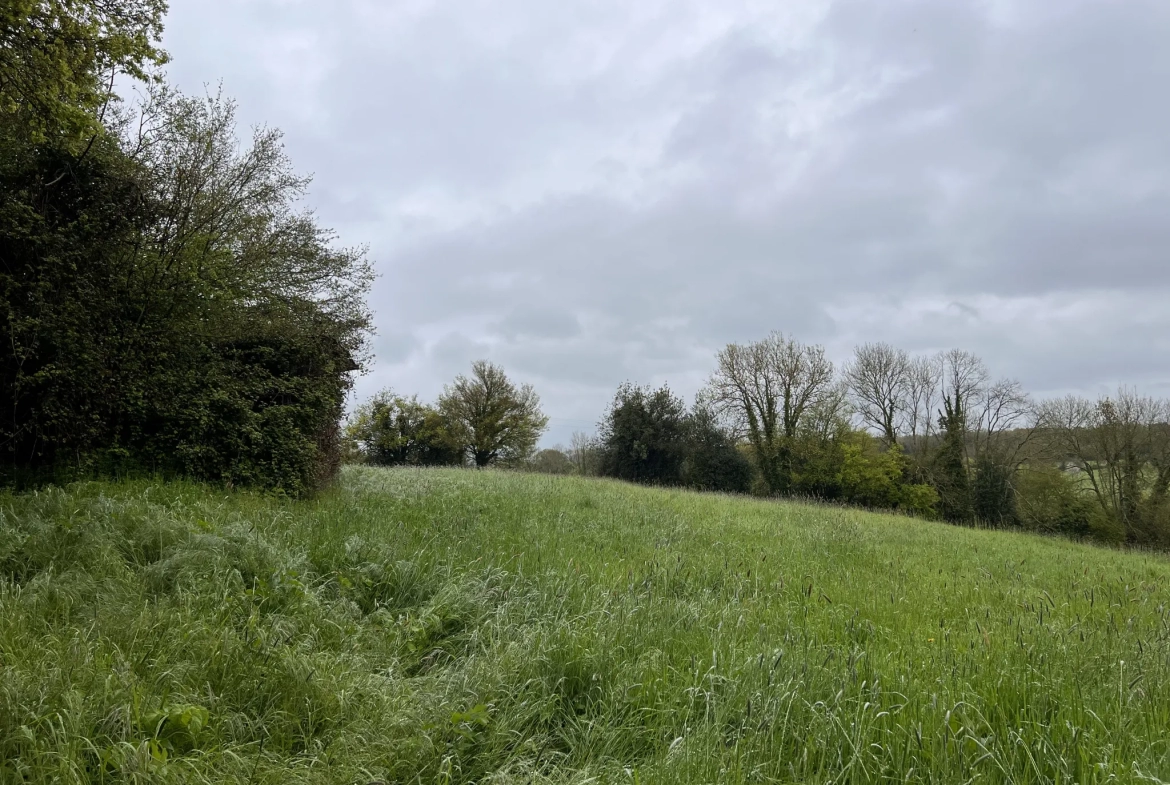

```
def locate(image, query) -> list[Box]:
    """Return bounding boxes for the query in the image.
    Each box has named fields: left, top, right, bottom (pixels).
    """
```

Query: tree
left=682, top=403, right=753, bottom=493
left=934, top=395, right=974, bottom=523
left=903, top=352, right=943, bottom=460
left=1, top=0, right=168, bottom=142
left=942, top=349, right=990, bottom=423
left=597, top=383, right=689, bottom=485
left=1040, top=390, right=1170, bottom=545
left=706, top=332, right=836, bottom=494
left=568, top=431, right=601, bottom=476
left=844, top=342, right=910, bottom=447
left=528, top=448, right=575, bottom=475
left=969, top=378, right=1035, bottom=525
left=345, top=392, right=461, bottom=467
left=438, top=361, right=548, bottom=467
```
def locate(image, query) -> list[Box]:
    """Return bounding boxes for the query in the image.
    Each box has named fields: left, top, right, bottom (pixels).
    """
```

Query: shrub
left=682, top=408, right=753, bottom=494
left=527, top=449, right=575, bottom=475
left=1014, top=463, right=1100, bottom=539
left=345, top=393, right=463, bottom=468
left=597, top=384, right=689, bottom=485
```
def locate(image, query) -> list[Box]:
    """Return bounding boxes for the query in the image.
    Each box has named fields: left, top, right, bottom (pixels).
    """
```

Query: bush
left=1, top=81, right=370, bottom=496
left=682, top=409, right=753, bottom=494
left=527, top=449, right=575, bottom=475
left=345, top=393, right=463, bottom=468
left=1014, top=464, right=1100, bottom=539
left=597, top=384, right=689, bottom=485
left=836, top=433, right=938, bottom=518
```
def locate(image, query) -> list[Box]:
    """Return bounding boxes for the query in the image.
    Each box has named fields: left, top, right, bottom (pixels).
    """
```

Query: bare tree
left=844, top=342, right=910, bottom=447
left=903, top=352, right=943, bottom=455
left=568, top=431, right=599, bottom=475
left=706, top=332, right=836, bottom=493
left=802, top=380, right=852, bottom=445
left=970, top=377, right=1036, bottom=465
left=1040, top=389, right=1170, bottom=543
left=942, top=349, right=990, bottom=425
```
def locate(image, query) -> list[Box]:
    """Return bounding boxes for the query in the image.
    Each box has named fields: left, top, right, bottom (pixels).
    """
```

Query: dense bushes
left=1013, top=464, right=1102, bottom=539
left=1, top=5, right=370, bottom=494
left=345, top=393, right=463, bottom=468
left=345, top=362, right=549, bottom=469
left=681, top=407, right=754, bottom=493
left=591, top=384, right=753, bottom=494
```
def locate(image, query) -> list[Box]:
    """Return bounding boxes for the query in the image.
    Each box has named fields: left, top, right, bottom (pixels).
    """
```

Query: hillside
left=2, top=468, right=1168, bottom=783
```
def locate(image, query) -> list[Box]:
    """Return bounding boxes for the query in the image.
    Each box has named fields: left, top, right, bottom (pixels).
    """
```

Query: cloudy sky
left=161, top=0, right=1170, bottom=445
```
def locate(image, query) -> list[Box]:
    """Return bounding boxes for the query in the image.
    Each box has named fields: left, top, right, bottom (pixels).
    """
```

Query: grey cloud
left=494, top=307, right=581, bottom=341
left=160, top=0, right=1170, bottom=447
left=372, top=330, right=420, bottom=366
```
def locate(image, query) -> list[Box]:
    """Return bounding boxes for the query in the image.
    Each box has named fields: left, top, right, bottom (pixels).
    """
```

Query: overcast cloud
left=161, top=0, right=1170, bottom=445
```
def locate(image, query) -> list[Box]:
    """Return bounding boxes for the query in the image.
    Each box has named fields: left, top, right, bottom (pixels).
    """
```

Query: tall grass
left=1, top=467, right=1168, bottom=783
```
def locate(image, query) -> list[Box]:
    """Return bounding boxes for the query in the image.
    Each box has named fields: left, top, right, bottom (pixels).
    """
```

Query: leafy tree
left=438, top=361, right=548, bottom=467
left=1, top=27, right=371, bottom=494
left=682, top=405, right=753, bottom=493
left=346, top=392, right=462, bottom=467
left=597, top=383, right=689, bottom=485
left=1, top=0, right=168, bottom=142
left=934, top=396, right=974, bottom=523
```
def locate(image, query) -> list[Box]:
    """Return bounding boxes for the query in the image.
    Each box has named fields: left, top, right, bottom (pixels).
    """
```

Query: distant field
left=2, top=468, right=1169, bottom=783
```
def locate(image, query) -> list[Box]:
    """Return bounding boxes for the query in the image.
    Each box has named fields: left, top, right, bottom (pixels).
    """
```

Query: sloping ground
left=1, top=467, right=1168, bottom=783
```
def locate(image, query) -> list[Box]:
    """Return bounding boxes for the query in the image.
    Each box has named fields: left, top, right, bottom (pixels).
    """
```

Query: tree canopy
left=1, top=3, right=371, bottom=494
left=438, top=361, right=548, bottom=467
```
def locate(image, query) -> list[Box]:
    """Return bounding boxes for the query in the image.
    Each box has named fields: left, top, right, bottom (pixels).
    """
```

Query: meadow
left=1, top=467, right=1168, bottom=784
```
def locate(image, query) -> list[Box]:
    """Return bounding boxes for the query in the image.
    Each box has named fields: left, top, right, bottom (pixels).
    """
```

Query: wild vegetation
left=1, top=0, right=371, bottom=495
left=474, top=335, right=1170, bottom=549
left=2, top=468, right=1168, bottom=783
left=345, top=361, right=549, bottom=470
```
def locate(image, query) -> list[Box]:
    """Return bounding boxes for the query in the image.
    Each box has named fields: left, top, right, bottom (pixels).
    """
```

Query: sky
left=159, top=0, right=1170, bottom=447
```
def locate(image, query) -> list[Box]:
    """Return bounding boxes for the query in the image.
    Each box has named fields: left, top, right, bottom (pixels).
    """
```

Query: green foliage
left=681, top=406, right=753, bottom=493
left=1, top=41, right=370, bottom=495
left=598, top=387, right=753, bottom=493
left=1014, top=463, right=1110, bottom=540
left=526, top=448, right=575, bottom=475
left=438, top=361, right=549, bottom=467
left=0, top=0, right=168, bottom=143
left=598, top=383, right=689, bottom=485
left=345, top=392, right=462, bottom=467
left=3, top=471, right=1170, bottom=783
left=934, top=396, right=974, bottom=523
left=837, top=433, right=938, bottom=517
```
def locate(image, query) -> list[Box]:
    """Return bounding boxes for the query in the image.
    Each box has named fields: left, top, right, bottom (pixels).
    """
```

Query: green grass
left=2, top=467, right=1169, bottom=784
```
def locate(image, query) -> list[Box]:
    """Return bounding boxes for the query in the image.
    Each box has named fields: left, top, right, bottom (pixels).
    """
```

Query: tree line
left=515, top=334, right=1169, bottom=548
left=344, top=361, right=549, bottom=470
left=1, top=2, right=371, bottom=494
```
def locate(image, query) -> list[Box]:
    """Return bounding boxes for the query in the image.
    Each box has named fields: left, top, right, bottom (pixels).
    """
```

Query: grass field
left=2, top=467, right=1169, bottom=783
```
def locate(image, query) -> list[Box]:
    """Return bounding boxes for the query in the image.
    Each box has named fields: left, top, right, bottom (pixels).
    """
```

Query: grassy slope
left=1, top=468, right=1168, bottom=784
